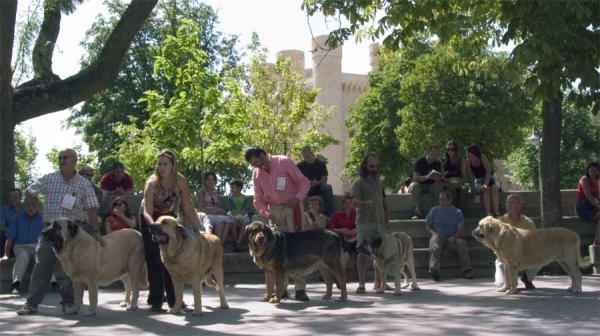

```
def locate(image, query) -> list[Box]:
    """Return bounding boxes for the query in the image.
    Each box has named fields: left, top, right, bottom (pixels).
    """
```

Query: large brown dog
left=245, top=221, right=347, bottom=303
left=149, top=216, right=228, bottom=316
left=42, top=218, right=147, bottom=316
left=472, top=216, right=591, bottom=294
left=362, top=231, right=420, bottom=295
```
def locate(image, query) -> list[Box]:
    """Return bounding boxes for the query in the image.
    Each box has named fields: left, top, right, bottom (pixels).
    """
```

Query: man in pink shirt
left=245, top=146, right=311, bottom=301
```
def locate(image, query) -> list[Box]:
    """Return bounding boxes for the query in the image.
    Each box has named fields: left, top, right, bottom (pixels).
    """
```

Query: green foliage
left=219, top=40, right=339, bottom=161
left=397, top=42, right=535, bottom=161
left=303, top=0, right=599, bottom=110
left=67, top=0, right=239, bottom=174
left=14, top=128, right=38, bottom=189
left=342, top=40, right=432, bottom=188
left=45, top=144, right=98, bottom=176
left=505, top=102, right=600, bottom=190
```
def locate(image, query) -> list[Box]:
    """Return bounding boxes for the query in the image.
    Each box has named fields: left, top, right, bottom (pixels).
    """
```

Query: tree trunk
left=0, top=0, right=17, bottom=201
left=539, top=94, right=563, bottom=227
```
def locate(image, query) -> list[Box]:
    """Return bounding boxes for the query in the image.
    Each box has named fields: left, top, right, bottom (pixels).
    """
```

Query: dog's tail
left=205, top=275, right=218, bottom=288
left=139, top=261, right=149, bottom=290
left=579, top=255, right=592, bottom=268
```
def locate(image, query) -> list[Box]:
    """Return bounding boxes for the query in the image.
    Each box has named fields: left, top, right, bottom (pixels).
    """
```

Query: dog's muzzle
left=150, top=226, right=169, bottom=244
left=471, top=229, right=484, bottom=239
left=42, top=227, right=64, bottom=250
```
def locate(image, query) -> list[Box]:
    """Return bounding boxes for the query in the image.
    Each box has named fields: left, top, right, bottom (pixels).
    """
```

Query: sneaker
left=430, top=268, right=440, bottom=282
left=462, top=269, right=475, bottom=279
left=11, top=280, right=21, bottom=295
left=16, top=303, right=37, bottom=315
left=294, top=290, right=309, bottom=302
left=520, top=274, right=535, bottom=289
left=51, top=281, right=60, bottom=293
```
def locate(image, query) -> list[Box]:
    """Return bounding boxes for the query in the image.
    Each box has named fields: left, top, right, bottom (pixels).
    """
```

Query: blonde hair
left=147, top=150, right=182, bottom=194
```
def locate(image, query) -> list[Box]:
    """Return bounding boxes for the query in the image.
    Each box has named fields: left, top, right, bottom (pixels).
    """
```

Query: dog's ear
left=175, top=225, right=187, bottom=240
left=67, top=219, right=79, bottom=238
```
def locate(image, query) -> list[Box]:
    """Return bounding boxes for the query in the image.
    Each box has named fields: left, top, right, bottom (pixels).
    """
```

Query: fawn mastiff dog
left=245, top=221, right=348, bottom=303
left=42, top=218, right=147, bottom=316
left=149, top=216, right=228, bottom=316
left=362, top=231, right=420, bottom=295
left=472, top=216, right=591, bottom=294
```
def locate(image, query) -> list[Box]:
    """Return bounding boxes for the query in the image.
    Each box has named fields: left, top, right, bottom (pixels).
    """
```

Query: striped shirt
left=27, top=172, right=100, bottom=223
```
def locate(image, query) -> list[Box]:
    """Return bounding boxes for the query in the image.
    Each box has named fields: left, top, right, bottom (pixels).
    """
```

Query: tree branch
left=12, top=0, right=159, bottom=123
left=32, top=0, right=61, bottom=81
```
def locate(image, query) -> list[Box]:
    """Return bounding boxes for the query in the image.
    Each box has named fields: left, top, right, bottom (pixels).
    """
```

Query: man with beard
left=351, top=153, right=391, bottom=294
left=245, top=146, right=311, bottom=301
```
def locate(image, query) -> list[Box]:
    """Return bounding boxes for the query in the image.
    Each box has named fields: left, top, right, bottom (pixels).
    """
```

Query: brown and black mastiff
left=149, top=216, right=229, bottom=315
left=245, top=221, right=348, bottom=303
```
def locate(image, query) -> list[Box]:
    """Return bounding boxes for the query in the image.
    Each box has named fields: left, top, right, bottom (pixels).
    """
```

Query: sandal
left=355, top=286, right=366, bottom=294
left=373, top=284, right=395, bottom=291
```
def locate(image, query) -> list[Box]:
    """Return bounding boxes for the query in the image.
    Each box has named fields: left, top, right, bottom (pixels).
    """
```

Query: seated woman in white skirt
left=197, top=172, right=233, bottom=246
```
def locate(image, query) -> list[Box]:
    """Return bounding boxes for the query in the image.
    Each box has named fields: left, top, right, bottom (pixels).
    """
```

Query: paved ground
left=0, top=276, right=598, bottom=336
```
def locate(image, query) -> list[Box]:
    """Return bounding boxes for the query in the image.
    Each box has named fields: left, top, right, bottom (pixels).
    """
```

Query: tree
left=218, top=35, right=339, bottom=162
left=506, top=101, right=600, bottom=190
left=0, top=0, right=158, bottom=198
left=303, top=0, right=599, bottom=227
left=397, top=42, right=534, bottom=161
left=342, top=40, right=432, bottom=188
left=14, top=128, right=38, bottom=189
left=67, top=0, right=239, bottom=175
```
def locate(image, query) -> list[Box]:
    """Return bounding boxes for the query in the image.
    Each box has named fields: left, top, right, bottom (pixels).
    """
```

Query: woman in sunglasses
left=104, top=197, right=136, bottom=234
left=443, top=140, right=467, bottom=206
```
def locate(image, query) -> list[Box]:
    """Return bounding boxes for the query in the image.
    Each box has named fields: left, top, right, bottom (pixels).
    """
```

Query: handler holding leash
left=16, top=148, right=103, bottom=315
left=351, top=153, right=391, bottom=294
left=245, top=146, right=311, bottom=301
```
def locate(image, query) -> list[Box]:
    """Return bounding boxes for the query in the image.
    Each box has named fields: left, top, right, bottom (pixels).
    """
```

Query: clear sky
left=18, top=0, right=378, bottom=176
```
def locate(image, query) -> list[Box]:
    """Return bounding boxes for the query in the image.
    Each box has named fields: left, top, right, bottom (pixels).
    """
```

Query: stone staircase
left=1, top=190, right=593, bottom=292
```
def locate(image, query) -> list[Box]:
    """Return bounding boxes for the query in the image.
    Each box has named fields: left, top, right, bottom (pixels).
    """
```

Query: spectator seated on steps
left=465, top=143, right=501, bottom=217
left=425, top=191, right=474, bottom=281
left=575, top=161, right=600, bottom=245
left=100, top=162, right=135, bottom=195
left=410, top=146, right=445, bottom=219
left=227, top=179, right=251, bottom=252
left=297, top=146, right=334, bottom=219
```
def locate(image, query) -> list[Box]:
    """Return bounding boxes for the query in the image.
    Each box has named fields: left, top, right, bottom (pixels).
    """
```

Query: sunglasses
left=58, top=156, right=70, bottom=160
left=446, top=148, right=456, bottom=151
left=114, top=203, right=126, bottom=207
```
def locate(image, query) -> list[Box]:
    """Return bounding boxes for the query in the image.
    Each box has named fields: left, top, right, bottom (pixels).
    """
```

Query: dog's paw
left=401, top=282, right=410, bottom=289
left=119, top=301, right=128, bottom=308
left=167, top=308, right=181, bottom=315
left=496, top=286, right=509, bottom=293
left=84, top=310, right=96, bottom=317
left=375, top=289, right=385, bottom=294
left=192, top=308, right=203, bottom=316
left=338, top=295, right=347, bottom=302
left=393, top=290, right=402, bottom=296
left=321, top=294, right=332, bottom=300
left=126, top=304, right=138, bottom=311
left=220, top=302, right=229, bottom=309
left=260, top=294, right=271, bottom=302
left=412, top=285, right=421, bottom=291
left=506, top=288, right=518, bottom=295
left=268, top=297, right=280, bottom=304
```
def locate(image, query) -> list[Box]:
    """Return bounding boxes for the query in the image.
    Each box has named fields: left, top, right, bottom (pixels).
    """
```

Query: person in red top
left=104, top=197, right=137, bottom=234
left=330, top=193, right=357, bottom=273
left=576, top=162, right=600, bottom=245
left=100, top=162, right=135, bottom=195
left=245, top=146, right=311, bottom=302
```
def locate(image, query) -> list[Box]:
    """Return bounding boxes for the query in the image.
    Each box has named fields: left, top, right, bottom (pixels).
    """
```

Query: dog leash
left=271, top=205, right=287, bottom=230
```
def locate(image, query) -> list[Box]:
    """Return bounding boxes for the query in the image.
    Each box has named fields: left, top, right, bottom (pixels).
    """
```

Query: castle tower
left=311, top=35, right=345, bottom=194
left=369, top=42, right=380, bottom=71
left=277, top=50, right=305, bottom=75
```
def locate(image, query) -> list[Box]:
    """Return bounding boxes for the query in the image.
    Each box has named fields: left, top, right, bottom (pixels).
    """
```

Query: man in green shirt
left=497, top=194, right=539, bottom=289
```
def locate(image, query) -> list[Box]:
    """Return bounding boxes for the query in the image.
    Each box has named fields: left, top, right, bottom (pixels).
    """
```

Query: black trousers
left=139, top=212, right=175, bottom=307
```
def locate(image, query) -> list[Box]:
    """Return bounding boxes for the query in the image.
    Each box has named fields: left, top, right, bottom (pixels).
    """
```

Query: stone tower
left=277, top=50, right=305, bottom=75
left=311, top=35, right=346, bottom=193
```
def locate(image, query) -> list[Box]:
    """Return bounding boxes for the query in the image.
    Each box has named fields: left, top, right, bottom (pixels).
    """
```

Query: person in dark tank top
left=465, top=143, right=501, bottom=217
